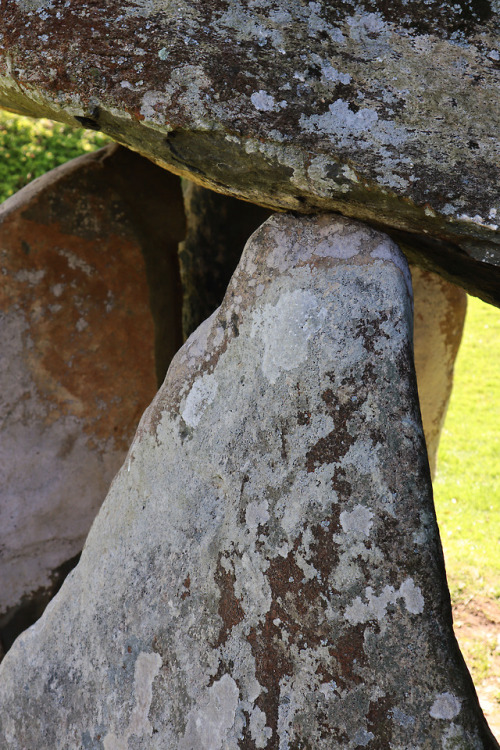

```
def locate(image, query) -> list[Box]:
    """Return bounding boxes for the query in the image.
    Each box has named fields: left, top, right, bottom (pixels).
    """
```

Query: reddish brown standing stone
left=0, top=144, right=185, bottom=650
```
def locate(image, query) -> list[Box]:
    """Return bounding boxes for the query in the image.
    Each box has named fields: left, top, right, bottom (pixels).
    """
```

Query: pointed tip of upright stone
left=0, top=213, right=497, bottom=748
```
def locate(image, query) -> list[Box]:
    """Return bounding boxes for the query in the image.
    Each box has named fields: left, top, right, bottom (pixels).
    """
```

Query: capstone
left=0, top=2, right=498, bottom=304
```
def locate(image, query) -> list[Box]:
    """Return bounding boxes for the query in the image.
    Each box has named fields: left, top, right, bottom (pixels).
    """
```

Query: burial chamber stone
left=0, top=2, right=499, bottom=307
left=0, top=214, right=497, bottom=748
left=179, top=181, right=272, bottom=339
left=0, top=143, right=184, bottom=652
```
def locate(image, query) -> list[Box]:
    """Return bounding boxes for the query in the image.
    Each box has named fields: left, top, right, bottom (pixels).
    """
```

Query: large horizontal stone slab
left=0, top=1, right=498, bottom=304
left=0, top=214, right=496, bottom=748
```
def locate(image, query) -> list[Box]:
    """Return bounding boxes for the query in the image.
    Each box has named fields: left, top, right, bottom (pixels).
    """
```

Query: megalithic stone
left=1, top=2, right=499, bottom=307
left=0, top=144, right=184, bottom=653
left=0, top=214, right=496, bottom=748
left=412, top=266, right=467, bottom=479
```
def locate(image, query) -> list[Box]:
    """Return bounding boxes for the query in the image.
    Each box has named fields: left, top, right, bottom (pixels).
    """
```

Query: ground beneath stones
left=454, top=596, right=500, bottom=739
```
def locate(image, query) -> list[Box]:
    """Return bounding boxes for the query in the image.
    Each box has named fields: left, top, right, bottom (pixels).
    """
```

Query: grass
left=433, top=294, right=500, bottom=602
left=0, top=110, right=109, bottom=204
left=462, top=636, right=499, bottom=684
left=433, top=294, right=500, bottom=730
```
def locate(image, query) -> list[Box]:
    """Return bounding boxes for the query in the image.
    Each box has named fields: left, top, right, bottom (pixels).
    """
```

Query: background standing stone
left=412, top=266, right=468, bottom=478
left=0, top=144, right=184, bottom=653
left=179, top=181, right=270, bottom=339
left=0, top=213, right=496, bottom=748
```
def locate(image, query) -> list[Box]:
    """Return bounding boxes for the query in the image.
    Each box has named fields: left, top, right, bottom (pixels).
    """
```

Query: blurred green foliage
left=0, top=110, right=110, bottom=204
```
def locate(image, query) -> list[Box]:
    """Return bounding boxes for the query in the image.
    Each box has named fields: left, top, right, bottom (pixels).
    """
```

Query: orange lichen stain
left=0, top=209, right=157, bottom=450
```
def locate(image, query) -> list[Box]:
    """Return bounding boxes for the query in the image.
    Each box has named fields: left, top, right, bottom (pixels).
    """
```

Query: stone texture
left=0, top=143, right=184, bottom=651
left=412, top=266, right=468, bottom=478
left=0, top=2, right=499, bottom=306
left=0, top=213, right=496, bottom=748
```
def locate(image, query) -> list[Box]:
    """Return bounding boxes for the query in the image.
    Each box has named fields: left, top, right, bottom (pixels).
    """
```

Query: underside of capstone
left=0, top=2, right=498, bottom=305
left=0, top=213, right=496, bottom=748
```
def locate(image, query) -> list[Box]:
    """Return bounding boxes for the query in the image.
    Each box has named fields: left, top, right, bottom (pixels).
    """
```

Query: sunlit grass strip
left=434, top=295, right=500, bottom=601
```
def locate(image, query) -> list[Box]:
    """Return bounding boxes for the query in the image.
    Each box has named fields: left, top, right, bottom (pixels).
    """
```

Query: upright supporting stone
left=0, top=144, right=184, bottom=652
left=0, top=214, right=496, bottom=748
left=412, top=266, right=467, bottom=478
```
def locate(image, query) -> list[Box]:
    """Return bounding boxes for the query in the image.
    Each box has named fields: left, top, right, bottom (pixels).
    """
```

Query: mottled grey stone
left=0, top=3, right=498, bottom=305
left=0, top=214, right=497, bottom=748
left=179, top=185, right=466, bottom=477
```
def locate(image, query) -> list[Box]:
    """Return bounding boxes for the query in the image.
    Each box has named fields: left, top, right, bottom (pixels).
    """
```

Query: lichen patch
left=181, top=373, right=218, bottom=428
left=339, top=505, right=374, bottom=538
left=250, top=289, right=325, bottom=384
left=103, top=651, right=162, bottom=749
left=179, top=674, right=239, bottom=750
left=344, top=577, right=424, bottom=625
left=429, top=692, right=462, bottom=721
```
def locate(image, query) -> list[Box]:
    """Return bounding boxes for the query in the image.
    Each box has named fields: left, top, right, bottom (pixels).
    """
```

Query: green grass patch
left=434, top=295, right=500, bottom=602
left=0, top=110, right=110, bottom=204
left=461, top=637, right=499, bottom=683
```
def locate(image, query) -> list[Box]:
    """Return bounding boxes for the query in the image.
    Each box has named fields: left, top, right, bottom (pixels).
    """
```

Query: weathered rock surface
left=0, top=143, right=184, bottom=651
left=0, top=1, right=498, bottom=305
left=412, top=266, right=467, bottom=478
left=1, top=214, right=496, bottom=748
